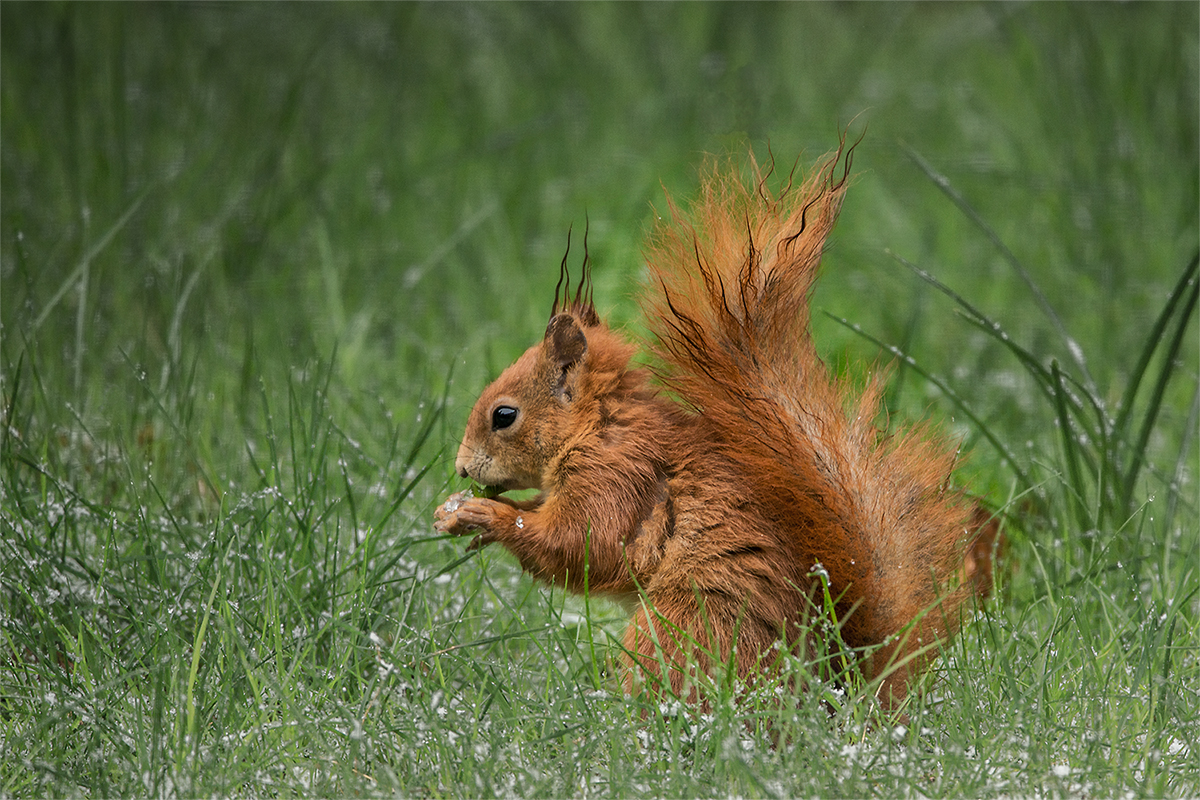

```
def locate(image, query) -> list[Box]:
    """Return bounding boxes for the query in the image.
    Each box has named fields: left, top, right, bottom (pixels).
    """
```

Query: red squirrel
left=434, top=139, right=999, bottom=709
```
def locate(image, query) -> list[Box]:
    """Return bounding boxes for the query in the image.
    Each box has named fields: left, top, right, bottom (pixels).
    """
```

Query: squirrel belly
left=434, top=139, right=999, bottom=710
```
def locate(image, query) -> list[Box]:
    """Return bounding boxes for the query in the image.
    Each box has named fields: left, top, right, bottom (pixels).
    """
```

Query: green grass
left=2, top=3, right=1197, bottom=797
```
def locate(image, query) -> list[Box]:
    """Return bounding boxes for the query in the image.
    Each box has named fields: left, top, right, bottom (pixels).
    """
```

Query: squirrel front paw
left=433, top=490, right=483, bottom=534
left=434, top=491, right=512, bottom=549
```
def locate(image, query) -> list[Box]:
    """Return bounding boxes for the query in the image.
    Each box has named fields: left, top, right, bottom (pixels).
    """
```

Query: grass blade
left=1051, top=360, right=1093, bottom=531
left=1120, top=256, right=1200, bottom=511
left=1163, top=378, right=1200, bottom=537
left=890, top=252, right=1056, bottom=395
left=32, top=189, right=149, bottom=332
left=1112, top=251, right=1200, bottom=446
left=186, top=567, right=223, bottom=750
left=901, top=144, right=1097, bottom=393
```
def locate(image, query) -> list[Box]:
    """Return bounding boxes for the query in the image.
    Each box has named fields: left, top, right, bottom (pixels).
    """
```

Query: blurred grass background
left=2, top=3, right=1197, bottom=797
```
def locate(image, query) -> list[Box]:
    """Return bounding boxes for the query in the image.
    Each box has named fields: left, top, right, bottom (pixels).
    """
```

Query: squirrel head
left=454, top=308, right=635, bottom=492
left=454, top=241, right=636, bottom=492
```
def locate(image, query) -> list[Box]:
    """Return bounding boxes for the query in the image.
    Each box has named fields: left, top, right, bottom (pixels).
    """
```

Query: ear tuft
left=544, top=314, right=588, bottom=400
left=551, top=224, right=601, bottom=326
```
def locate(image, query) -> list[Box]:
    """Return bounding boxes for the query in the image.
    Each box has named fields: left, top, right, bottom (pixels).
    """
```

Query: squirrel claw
left=434, top=512, right=476, bottom=537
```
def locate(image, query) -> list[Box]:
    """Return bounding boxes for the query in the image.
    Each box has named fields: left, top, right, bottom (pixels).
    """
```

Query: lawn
left=2, top=3, right=1197, bottom=797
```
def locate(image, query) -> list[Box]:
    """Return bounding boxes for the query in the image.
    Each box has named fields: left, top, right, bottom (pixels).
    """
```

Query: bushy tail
left=641, top=138, right=980, bottom=703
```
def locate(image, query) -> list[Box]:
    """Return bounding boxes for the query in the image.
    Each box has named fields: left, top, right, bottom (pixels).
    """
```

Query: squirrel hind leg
left=619, top=583, right=792, bottom=705
left=622, top=603, right=696, bottom=704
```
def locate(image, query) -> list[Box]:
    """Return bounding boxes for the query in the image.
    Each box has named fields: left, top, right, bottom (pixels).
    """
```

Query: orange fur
left=435, top=139, right=997, bottom=710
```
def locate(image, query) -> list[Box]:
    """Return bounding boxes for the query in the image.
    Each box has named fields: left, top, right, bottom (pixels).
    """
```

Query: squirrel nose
left=454, top=444, right=472, bottom=480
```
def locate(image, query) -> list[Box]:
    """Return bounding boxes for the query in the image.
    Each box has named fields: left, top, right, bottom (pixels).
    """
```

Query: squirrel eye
left=491, top=405, right=519, bottom=431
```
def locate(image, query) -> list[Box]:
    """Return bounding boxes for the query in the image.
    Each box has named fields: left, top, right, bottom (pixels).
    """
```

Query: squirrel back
left=436, top=138, right=997, bottom=709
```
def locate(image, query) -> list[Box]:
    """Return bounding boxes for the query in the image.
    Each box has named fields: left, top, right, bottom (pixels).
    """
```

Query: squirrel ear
left=544, top=313, right=588, bottom=401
